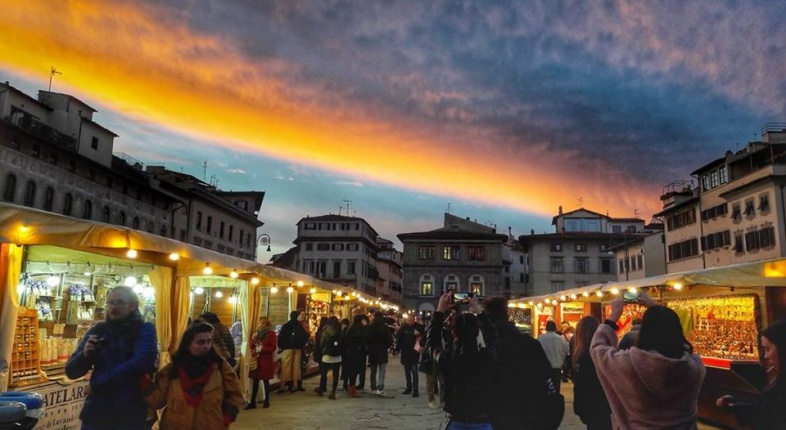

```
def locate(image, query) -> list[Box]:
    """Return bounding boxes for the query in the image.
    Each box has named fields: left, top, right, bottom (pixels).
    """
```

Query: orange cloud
left=0, top=0, right=662, bottom=220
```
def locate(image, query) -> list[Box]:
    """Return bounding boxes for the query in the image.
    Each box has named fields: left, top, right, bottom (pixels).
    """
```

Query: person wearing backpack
left=318, top=316, right=344, bottom=399
left=66, top=286, right=158, bottom=430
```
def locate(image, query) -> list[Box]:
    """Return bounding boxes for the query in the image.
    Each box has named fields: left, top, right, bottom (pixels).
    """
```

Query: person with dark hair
left=197, top=312, right=236, bottom=368
left=368, top=311, right=394, bottom=396
left=142, top=322, right=243, bottom=429
left=539, top=320, right=569, bottom=394
left=312, top=317, right=329, bottom=395
left=483, top=296, right=556, bottom=430
left=591, top=293, right=705, bottom=429
left=572, top=316, right=611, bottom=430
left=276, top=310, right=309, bottom=393
left=427, top=292, right=499, bottom=429
left=396, top=313, right=424, bottom=397
left=247, top=316, right=277, bottom=409
left=618, top=318, right=642, bottom=350
left=345, top=314, right=370, bottom=397
left=338, top=317, right=351, bottom=391
left=716, top=319, right=786, bottom=429
left=318, top=316, right=344, bottom=399
left=66, top=286, right=158, bottom=430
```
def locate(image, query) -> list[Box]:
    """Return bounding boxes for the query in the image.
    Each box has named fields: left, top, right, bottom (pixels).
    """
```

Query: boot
left=315, top=387, right=324, bottom=397
left=328, top=389, right=336, bottom=400
left=262, top=398, right=270, bottom=409
left=348, top=385, right=358, bottom=398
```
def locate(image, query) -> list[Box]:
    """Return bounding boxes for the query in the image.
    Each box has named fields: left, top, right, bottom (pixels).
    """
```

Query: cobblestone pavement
left=234, top=360, right=721, bottom=430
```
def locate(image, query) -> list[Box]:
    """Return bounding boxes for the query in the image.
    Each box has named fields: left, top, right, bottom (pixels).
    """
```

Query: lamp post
left=242, top=233, right=272, bottom=261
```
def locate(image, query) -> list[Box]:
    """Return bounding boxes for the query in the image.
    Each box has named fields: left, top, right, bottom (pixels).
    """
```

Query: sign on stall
left=22, top=379, right=88, bottom=430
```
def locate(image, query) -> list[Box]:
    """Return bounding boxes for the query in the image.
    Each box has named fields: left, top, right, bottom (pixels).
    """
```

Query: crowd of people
left=64, top=285, right=786, bottom=429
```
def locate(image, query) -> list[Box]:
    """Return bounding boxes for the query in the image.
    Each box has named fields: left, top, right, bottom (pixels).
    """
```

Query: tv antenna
left=343, top=200, right=352, bottom=216
left=48, top=67, right=62, bottom=92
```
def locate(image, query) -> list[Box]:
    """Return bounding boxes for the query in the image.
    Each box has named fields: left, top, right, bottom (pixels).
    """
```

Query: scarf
left=257, top=327, right=272, bottom=341
left=178, top=363, right=217, bottom=408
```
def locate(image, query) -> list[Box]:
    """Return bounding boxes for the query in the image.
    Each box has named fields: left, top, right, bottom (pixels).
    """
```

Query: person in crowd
left=561, top=322, right=575, bottom=382
left=418, top=314, right=440, bottom=408
left=312, top=317, right=329, bottom=395
left=484, top=296, right=556, bottom=430
left=368, top=311, right=394, bottom=396
left=396, top=313, right=424, bottom=397
left=230, top=320, right=243, bottom=358
left=539, top=320, right=570, bottom=394
left=345, top=314, right=370, bottom=397
left=66, top=286, right=158, bottom=430
left=297, top=311, right=311, bottom=392
left=572, top=316, right=611, bottom=430
left=246, top=316, right=277, bottom=409
left=591, top=293, right=706, bottom=429
left=339, top=318, right=351, bottom=391
left=142, top=322, right=243, bottom=429
left=318, top=316, right=344, bottom=400
left=198, top=312, right=236, bottom=368
left=716, top=319, right=786, bottom=429
left=276, top=310, right=309, bottom=393
left=427, top=292, right=499, bottom=429
left=618, top=318, right=642, bottom=350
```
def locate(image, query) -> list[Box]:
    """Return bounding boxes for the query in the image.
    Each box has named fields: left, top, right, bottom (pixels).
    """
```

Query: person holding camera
left=715, top=319, right=786, bottom=429
left=66, top=286, right=158, bottom=430
left=591, top=292, right=705, bottom=429
left=426, top=291, right=499, bottom=429
left=396, top=313, right=424, bottom=397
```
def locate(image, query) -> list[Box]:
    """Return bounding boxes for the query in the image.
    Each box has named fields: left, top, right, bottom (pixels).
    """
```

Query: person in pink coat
left=246, top=316, right=277, bottom=409
left=590, top=293, right=706, bottom=430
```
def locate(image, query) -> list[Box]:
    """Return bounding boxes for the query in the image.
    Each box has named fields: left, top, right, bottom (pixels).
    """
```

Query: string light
left=286, top=286, right=294, bottom=293
left=168, top=252, right=180, bottom=261
left=611, top=288, right=620, bottom=295
left=596, top=291, right=603, bottom=297
left=203, top=263, right=213, bottom=275
left=673, top=283, right=683, bottom=291
left=126, top=248, right=138, bottom=259
left=215, top=290, right=223, bottom=298
left=230, top=269, right=239, bottom=279
left=270, top=286, right=279, bottom=294
left=194, top=287, right=204, bottom=295
left=296, top=281, right=304, bottom=287
left=228, top=296, right=237, bottom=305
left=310, top=287, right=317, bottom=294
left=251, top=277, right=260, bottom=285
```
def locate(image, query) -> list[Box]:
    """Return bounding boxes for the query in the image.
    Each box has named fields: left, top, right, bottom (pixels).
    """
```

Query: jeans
left=370, top=363, right=387, bottom=390
left=319, top=362, right=341, bottom=392
left=403, top=363, right=419, bottom=392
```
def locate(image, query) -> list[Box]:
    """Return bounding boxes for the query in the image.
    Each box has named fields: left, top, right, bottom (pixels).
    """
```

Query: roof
left=518, top=232, right=643, bottom=242
left=1, top=82, right=51, bottom=110
left=397, top=230, right=508, bottom=242
left=38, top=90, right=97, bottom=113
left=552, top=207, right=610, bottom=225
left=690, top=156, right=727, bottom=176
left=652, top=195, right=700, bottom=217
left=297, top=214, right=379, bottom=238
left=81, top=116, right=119, bottom=137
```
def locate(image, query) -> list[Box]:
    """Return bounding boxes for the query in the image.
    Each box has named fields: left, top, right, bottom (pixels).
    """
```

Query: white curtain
left=0, top=244, right=23, bottom=391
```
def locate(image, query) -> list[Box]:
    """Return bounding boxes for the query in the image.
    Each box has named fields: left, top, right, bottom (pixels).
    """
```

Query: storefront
left=0, top=202, right=347, bottom=428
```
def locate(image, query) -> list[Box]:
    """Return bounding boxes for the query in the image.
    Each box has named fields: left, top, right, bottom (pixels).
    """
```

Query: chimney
left=558, top=205, right=563, bottom=215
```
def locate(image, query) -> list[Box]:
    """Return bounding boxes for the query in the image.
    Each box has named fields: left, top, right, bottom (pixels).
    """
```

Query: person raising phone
left=425, top=291, right=499, bottom=429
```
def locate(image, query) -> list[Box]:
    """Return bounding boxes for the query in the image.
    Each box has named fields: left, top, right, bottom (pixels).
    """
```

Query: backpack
left=324, top=331, right=344, bottom=356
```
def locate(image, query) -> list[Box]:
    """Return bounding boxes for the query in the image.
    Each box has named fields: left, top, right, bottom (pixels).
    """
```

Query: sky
left=2, top=0, right=785, bottom=258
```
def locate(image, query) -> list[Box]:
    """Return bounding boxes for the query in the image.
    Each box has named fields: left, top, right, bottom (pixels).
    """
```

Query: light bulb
left=270, top=286, right=279, bottom=294
left=215, top=291, right=223, bottom=298
left=228, top=296, right=237, bottom=304
left=168, top=252, right=180, bottom=261
left=230, top=269, right=238, bottom=279
left=126, top=248, right=138, bottom=259
left=286, top=286, right=294, bottom=293
left=596, top=291, right=603, bottom=297
left=194, top=287, right=204, bottom=295
left=310, top=287, right=317, bottom=294
left=124, top=276, right=137, bottom=287
left=611, top=288, right=620, bottom=295
left=203, top=263, right=213, bottom=275
left=296, top=280, right=304, bottom=287
left=673, top=283, right=683, bottom=291
left=582, top=292, right=589, bottom=297
left=251, top=277, right=260, bottom=285
left=629, top=287, right=638, bottom=294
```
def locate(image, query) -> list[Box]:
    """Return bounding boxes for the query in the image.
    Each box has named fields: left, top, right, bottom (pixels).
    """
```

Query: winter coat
left=725, top=380, right=786, bottom=429
left=65, top=316, right=157, bottom=428
left=426, top=311, right=499, bottom=420
left=591, top=323, right=706, bottom=430
left=145, top=358, right=243, bottom=430
left=618, top=324, right=641, bottom=350
left=249, top=330, right=277, bottom=380
left=488, top=319, right=554, bottom=430
left=320, top=326, right=344, bottom=363
left=278, top=319, right=309, bottom=350
left=212, top=323, right=236, bottom=366
left=538, top=331, right=569, bottom=369
left=367, top=319, right=393, bottom=365
left=573, top=350, right=611, bottom=428
left=396, top=323, right=424, bottom=365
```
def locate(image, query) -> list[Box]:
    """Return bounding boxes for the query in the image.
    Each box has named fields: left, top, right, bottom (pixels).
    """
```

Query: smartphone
left=623, top=291, right=640, bottom=303
left=453, top=292, right=474, bottom=301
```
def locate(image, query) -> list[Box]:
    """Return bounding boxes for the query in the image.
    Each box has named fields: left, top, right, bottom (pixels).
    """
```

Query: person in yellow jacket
left=142, top=322, right=243, bottom=429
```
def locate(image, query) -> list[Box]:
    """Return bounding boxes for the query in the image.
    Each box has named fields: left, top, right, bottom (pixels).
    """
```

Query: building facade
left=398, top=213, right=508, bottom=316
left=0, top=82, right=266, bottom=261
left=292, top=215, right=381, bottom=296
left=376, top=237, right=404, bottom=304
left=518, top=207, right=647, bottom=297
left=656, top=125, right=786, bottom=272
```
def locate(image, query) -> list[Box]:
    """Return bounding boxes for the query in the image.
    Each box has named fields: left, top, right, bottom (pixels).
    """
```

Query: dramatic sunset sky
left=2, top=1, right=785, bottom=257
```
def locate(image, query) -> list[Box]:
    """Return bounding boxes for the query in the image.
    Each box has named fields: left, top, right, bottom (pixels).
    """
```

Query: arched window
left=63, top=193, right=73, bottom=216
left=132, top=216, right=140, bottom=229
left=116, top=211, right=126, bottom=226
left=3, top=174, right=17, bottom=202
left=43, top=187, right=55, bottom=211
left=443, top=274, right=460, bottom=295
left=23, top=180, right=36, bottom=207
left=82, top=200, right=93, bottom=219
left=102, top=206, right=111, bottom=223
left=419, top=274, right=434, bottom=296
left=469, top=274, right=485, bottom=297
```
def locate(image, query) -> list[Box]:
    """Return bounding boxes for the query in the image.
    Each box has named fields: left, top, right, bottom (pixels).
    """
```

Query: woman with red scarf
left=143, top=322, right=243, bottom=429
left=246, top=316, right=277, bottom=409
